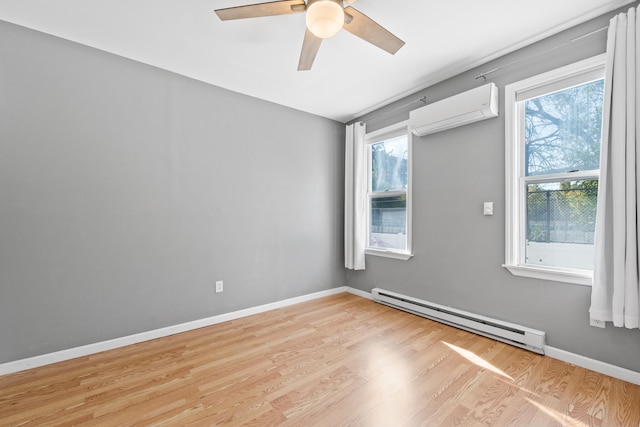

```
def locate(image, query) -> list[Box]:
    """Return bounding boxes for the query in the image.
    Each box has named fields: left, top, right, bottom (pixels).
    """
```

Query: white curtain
left=590, top=6, right=640, bottom=329
left=345, top=122, right=367, bottom=270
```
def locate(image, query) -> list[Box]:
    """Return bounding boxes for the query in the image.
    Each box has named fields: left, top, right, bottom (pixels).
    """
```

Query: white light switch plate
left=483, top=202, right=493, bottom=216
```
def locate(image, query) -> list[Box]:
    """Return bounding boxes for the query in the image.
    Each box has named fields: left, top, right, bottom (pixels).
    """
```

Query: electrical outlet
left=215, top=280, right=223, bottom=293
left=590, top=318, right=605, bottom=328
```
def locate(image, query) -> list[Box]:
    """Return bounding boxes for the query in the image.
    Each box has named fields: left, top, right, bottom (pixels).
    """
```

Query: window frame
left=364, top=120, right=413, bottom=260
left=504, top=54, right=606, bottom=286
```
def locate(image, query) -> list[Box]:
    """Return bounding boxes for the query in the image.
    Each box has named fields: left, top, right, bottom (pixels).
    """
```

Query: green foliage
left=559, top=180, right=598, bottom=230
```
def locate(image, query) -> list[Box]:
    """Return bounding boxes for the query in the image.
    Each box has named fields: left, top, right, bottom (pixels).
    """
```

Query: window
left=365, top=121, right=412, bottom=260
left=504, top=55, right=605, bottom=285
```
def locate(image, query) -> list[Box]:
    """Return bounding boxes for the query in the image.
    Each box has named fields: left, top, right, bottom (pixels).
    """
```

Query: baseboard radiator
left=371, top=288, right=546, bottom=354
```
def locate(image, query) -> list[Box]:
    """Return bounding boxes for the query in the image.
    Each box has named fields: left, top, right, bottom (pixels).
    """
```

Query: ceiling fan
left=214, top=0, right=405, bottom=71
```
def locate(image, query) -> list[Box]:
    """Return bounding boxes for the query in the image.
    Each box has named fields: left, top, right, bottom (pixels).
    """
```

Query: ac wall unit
left=371, top=288, right=545, bottom=354
left=409, top=82, right=499, bottom=136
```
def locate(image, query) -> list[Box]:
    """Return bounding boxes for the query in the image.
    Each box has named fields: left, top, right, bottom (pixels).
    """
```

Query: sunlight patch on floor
left=367, top=343, right=412, bottom=390
left=353, top=343, right=419, bottom=425
left=442, top=342, right=513, bottom=380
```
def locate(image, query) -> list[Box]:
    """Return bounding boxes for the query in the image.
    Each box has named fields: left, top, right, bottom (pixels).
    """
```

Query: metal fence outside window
left=371, top=207, right=406, bottom=235
left=527, top=187, right=597, bottom=244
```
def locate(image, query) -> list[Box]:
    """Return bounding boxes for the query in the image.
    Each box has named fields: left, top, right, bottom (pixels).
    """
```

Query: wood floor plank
left=1, top=292, right=639, bottom=426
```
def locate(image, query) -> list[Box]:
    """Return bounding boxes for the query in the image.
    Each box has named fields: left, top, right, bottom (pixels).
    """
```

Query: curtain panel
left=590, top=6, right=640, bottom=329
left=345, top=122, right=366, bottom=270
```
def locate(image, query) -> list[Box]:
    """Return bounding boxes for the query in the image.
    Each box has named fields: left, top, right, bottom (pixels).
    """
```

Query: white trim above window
left=504, top=54, right=606, bottom=286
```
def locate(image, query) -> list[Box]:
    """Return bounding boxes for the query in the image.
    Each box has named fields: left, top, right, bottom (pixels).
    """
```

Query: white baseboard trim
left=544, top=345, right=640, bottom=386
left=344, top=286, right=372, bottom=300
left=0, top=286, right=355, bottom=377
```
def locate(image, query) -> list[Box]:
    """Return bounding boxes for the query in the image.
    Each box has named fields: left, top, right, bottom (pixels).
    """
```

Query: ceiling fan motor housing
left=305, top=0, right=345, bottom=39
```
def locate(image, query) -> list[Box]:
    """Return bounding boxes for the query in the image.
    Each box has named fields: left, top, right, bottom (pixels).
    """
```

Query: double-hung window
left=365, top=121, right=412, bottom=260
left=504, top=55, right=605, bottom=285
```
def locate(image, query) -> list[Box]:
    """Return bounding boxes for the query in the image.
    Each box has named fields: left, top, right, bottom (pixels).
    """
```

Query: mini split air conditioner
left=409, top=82, right=499, bottom=136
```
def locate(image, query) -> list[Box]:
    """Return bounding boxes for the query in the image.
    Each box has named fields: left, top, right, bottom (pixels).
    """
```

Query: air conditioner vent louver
left=371, top=288, right=545, bottom=354
left=409, top=82, right=499, bottom=136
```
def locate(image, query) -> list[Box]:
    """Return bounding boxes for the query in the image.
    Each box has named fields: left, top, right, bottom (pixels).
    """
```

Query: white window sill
left=503, top=264, right=592, bottom=286
left=366, top=248, right=413, bottom=260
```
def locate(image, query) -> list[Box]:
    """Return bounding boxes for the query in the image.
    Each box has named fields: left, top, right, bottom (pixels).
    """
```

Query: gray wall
left=347, top=4, right=640, bottom=373
left=3, top=5, right=639, bottom=375
left=0, top=21, right=345, bottom=363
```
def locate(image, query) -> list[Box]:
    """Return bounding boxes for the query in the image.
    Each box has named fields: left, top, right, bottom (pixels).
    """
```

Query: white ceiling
left=0, top=0, right=634, bottom=122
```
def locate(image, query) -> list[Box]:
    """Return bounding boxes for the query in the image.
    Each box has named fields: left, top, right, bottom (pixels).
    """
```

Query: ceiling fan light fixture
left=305, top=0, right=344, bottom=39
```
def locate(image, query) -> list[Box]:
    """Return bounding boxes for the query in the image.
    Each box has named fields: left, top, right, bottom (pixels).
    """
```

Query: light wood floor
left=1, top=293, right=639, bottom=426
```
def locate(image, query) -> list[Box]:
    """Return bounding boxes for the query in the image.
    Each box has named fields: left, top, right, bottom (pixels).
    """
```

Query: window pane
left=371, top=136, right=408, bottom=192
left=525, top=180, right=598, bottom=269
left=370, top=195, right=406, bottom=250
left=525, top=79, right=604, bottom=176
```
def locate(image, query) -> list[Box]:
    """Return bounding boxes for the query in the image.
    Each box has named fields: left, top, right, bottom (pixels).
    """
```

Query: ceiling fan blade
left=342, top=6, right=405, bottom=55
left=215, top=0, right=305, bottom=21
left=298, top=29, right=322, bottom=71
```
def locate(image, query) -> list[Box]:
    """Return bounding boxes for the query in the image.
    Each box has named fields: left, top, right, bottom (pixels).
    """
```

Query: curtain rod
left=363, top=95, right=428, bottom=121
left=365, top=25, right=608, bottom=123
left=475, top=26, right=608, bottom=81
